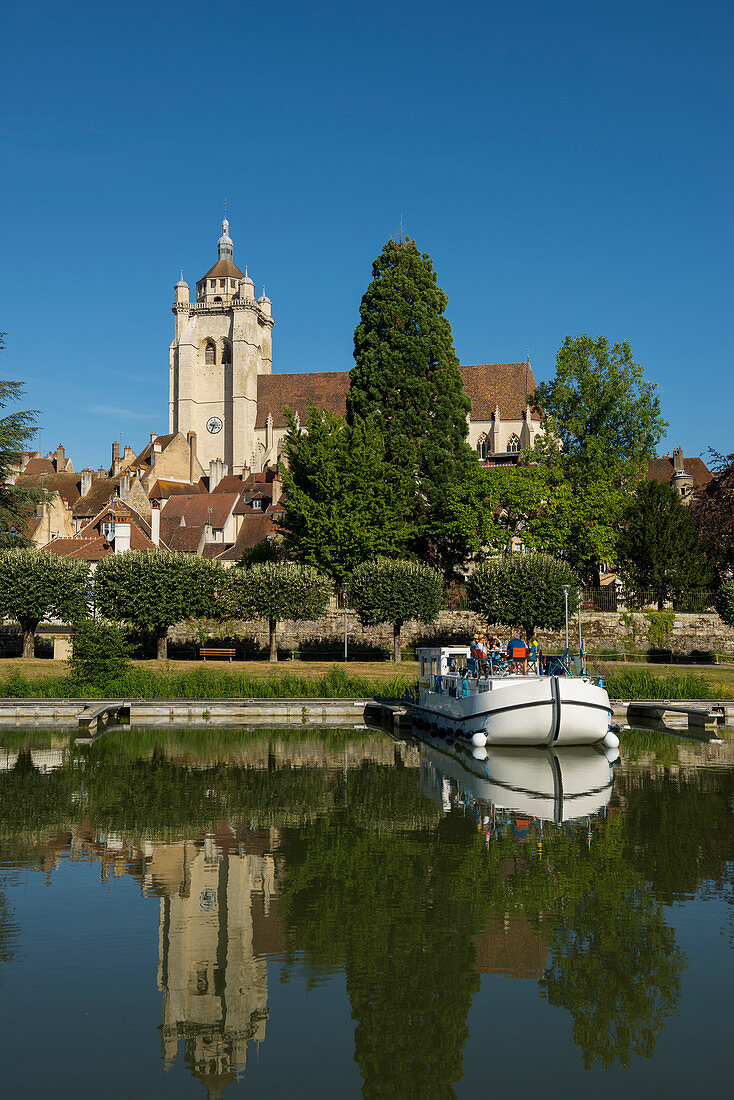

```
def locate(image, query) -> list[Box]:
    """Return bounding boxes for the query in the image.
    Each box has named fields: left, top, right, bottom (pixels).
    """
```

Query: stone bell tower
left=169, top=215, right=274, bottom=475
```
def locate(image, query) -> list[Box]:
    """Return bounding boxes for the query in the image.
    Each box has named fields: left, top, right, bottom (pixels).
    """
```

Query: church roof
left=199, top=257, right=244, bottom=282
left=460, top=363, right=541, bottom=421
left=255, top=362, right=541, bottom=429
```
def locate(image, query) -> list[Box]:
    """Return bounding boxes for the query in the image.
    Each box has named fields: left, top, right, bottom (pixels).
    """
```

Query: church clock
left=206, top=416, right=223, bottom=435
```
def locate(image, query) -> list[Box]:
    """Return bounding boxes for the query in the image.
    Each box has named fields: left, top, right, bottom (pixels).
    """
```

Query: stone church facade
left=170, top=218, right=541, bottom=475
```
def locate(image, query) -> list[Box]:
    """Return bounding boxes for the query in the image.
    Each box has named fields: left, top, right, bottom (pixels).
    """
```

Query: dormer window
left=252, top=499, right=262, bottom=510
left=102, top=521, right=114, bottom=537
left=205, top=343, right=215, bottom=365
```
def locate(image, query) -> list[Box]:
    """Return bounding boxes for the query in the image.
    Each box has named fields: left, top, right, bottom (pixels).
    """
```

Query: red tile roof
left=149, top=479, right=204, bottom=500
left=647, top=455, right=712, bottom=489
left=168, top=525, right=205, bottom=553
left=216, top=514, right=277, bottom=560
left=22, top=458, right=56, bottom=476
left=160, top=493, right=239, bottom=529
left=255, top=363, right=541, bottom=428
left=44, top=535, right=111, bottom=561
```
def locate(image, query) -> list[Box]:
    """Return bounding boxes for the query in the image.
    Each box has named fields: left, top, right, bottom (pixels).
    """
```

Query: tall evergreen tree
left=347, top=237, right=474, bottom=554
left=0, top=334, right=42, bottom=546
left=616, top=479, right=711, bottom=609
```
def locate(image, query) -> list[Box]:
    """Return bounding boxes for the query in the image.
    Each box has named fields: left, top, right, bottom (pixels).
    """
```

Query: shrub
left=68, top=620, right=131, bottom=688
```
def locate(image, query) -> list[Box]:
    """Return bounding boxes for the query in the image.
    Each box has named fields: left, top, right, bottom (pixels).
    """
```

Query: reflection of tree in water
left=540, top=881, right=684, bottom=1068
left=3, top=739, right=734, bottom=1080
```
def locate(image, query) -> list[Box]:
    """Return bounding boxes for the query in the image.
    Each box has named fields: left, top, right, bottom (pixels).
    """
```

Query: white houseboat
left=410, top=646, right=615, bottom=749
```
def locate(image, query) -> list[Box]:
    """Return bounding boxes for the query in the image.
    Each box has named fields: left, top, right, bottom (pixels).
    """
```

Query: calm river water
left=0, top=726, right=732, bottom=1098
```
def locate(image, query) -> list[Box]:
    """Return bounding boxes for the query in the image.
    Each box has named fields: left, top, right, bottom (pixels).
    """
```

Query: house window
left=507, top=434, right=521, bottom=453
left=205, top=343, right=215, bottom=364
left=102, top=522, right=114, bottom=537
left=219, top=279, right=225, bottom=289
left=252, top=499, right=262, bottom=510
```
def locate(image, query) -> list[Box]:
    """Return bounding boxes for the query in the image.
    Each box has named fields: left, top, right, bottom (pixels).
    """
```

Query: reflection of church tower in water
left=154, top=835, right=277, bottom=1097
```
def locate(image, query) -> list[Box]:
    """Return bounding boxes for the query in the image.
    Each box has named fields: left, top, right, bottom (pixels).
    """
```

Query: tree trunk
left=22, top=626, right=36, bottom=659
left=157, top=630, right=168, bottom=660
left=269, top=619, right=278, bottom=662
left=393, top=622, right=402, bottom=663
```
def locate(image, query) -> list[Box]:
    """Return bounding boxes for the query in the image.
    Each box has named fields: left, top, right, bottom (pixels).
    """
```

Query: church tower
left=169, top=216, right=274, bottom=475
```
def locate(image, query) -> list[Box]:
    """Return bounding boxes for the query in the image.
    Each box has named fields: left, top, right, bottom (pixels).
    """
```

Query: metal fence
left=579, top=587, right=717, bottom=613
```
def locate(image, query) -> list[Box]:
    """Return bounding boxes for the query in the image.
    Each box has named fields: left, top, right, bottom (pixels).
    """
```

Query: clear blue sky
left=1, top=0, right=731, bottom=470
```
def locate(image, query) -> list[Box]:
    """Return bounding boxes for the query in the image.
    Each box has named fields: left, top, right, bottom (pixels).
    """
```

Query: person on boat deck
left=507, top=636, right=528, bottom=675
left=529, top=634, right=540, bottom=671
left=488, top=633, right=502, bottom=654
left=476, top=635, right=489, bottom=677
left=469, top=634, right=480, bottom=676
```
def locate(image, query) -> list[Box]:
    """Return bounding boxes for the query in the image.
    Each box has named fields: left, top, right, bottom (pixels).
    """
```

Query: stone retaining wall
left=168, top=608, right=734, bottom=659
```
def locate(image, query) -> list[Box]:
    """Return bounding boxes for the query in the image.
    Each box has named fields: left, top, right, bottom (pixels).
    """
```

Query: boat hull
left=409, top=674, right=611, bottom=746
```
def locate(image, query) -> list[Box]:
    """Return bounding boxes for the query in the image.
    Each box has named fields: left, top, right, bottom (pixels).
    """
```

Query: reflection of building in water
left=473, top=917, right=549, bottom=980
left=150, top=831, right=280, bottom=1098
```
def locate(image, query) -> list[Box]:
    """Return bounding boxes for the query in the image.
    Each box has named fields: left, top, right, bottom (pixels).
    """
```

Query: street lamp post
left=343, top=582, right=349, bottom=663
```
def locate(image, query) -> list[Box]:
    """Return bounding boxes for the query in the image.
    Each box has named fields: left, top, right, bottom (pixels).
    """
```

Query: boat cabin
left=417, top=647, right=470, bottom=690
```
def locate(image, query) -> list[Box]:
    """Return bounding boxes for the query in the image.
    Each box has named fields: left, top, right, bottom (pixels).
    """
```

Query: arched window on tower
left=205, top=343, right=215, bottom=365
left=222, top=341, right=232, bottom=365
left=507, top=433, right=521, bottom=453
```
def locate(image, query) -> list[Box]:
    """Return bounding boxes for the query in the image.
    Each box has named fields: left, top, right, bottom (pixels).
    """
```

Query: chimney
left=111, top=440, right=121, bottom=475
left=271, top=474, right=282, bottom=506
left=672, top=446, right=684, bottom=472
left=150, top=432, right=158, bottom=444
left=113, top=522, right=131, bottom=554
left=80, top=468, right=92, bottom=498
left=209, top=458, right=226, bottom=492
left=119, top=472, right=131, bottom=499
left=188, top=431, right=198, bottom=483
left=54, top=444, right=65, bottom=471
left=150, top=501, right=160, bottom=547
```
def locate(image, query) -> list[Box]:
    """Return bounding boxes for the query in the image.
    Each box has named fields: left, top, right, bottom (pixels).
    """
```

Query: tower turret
left=196, top=216, right=244, bottom=303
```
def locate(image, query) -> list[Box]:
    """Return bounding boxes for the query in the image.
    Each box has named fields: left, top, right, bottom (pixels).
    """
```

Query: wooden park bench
left=199, top=647, right=237, bottom=662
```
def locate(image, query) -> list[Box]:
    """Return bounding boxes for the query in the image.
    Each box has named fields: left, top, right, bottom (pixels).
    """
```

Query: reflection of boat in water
left=419, top=734, right=615, bottom=824
left=409, top=646, right=615, bottom=750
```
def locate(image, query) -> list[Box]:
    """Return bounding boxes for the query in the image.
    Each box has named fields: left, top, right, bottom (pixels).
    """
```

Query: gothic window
left=507, top=433, right=521, bottom=453
left=476, top=434, right=490, bottom=460
left=222, top=341, right=232, bottom=365
left=205, top=343, right=215, bottom=365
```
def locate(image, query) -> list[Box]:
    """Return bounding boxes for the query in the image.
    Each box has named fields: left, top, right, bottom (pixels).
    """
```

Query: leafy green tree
left=279, top=407, right=414, bottom=583
left=68, top=619, right=131, bottom=687
left=427, top=463, right=507, bottom=577
left=349, top=558, right=443, bottom=662
left=617, top=479, right=711, bottom=609
left=347, top=237, right=475, bottom=560
left=226, top=561, right=333, bottom=661
left=467, top=552, right=579, bottom=641
left=0, top=548, right=89, bottom=657
left=694, top=451, right=734, bottom=578
left=717, top=577, right=734, bottom=627
left=509, top=335, right=668, bottom=580
left=94, top=550, right=223, bottom=659
left=1, top=336, right=42, bottom=546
